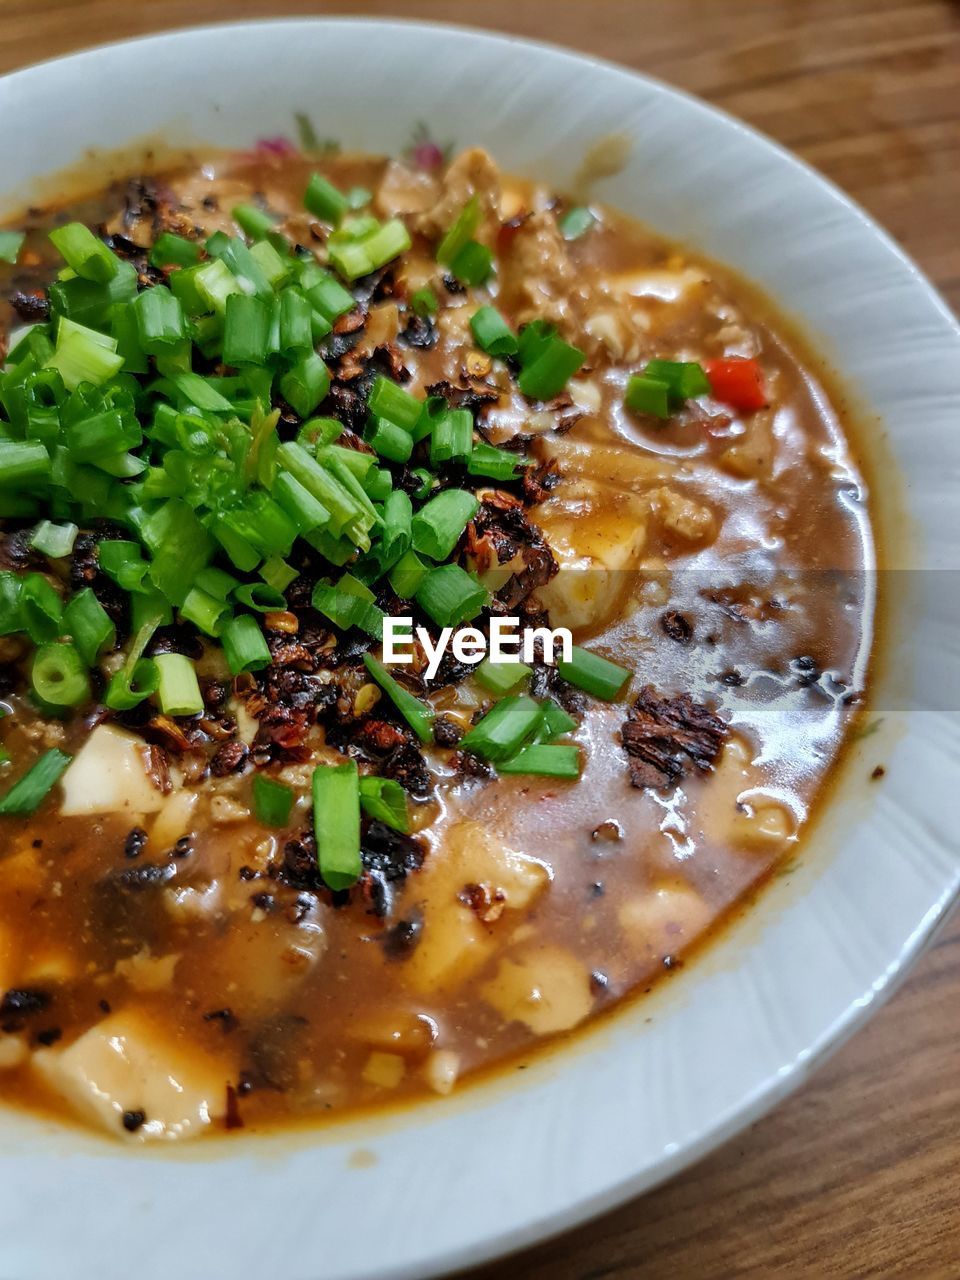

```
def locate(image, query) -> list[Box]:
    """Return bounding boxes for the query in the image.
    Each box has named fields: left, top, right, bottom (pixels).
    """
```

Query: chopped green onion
left=298, top=416, right=344, bottom=451
left=31, top=642, right=90, bottom=707
left=253, top=773, right=294, bottom=827
left=233, top=203, right=277, bottom=241
left=312, top=760, right=361, bottom=890
left=437, top=197, right=481, bottom=265
left=450, top=240, right=493, bottom=286
left=180, top=586, right=231, bottom=637
left=411, top=489, right=479, bottom=560
left=414, top=564, right=487, bottom=627
left=132, top=286, right=187, bottom=352
left=624, top=374, right=671, bottom=419
left=362, top=653, right=435, bottom=744
left=222, top=293, right=271, bottom=366
left=280, top=352, right=330, bottom=417
left=234, top=582, right=286, bottom=613
left=557, top=645, right=631, bottom=700
left=357, top=218, right=411, bottom=272
left=359, top=775, right=410, bottom=833
left=367, top=375, right=422, bottom=432
left=302, top=268, right=355, bottom=322
left=409, top=467, right=434, bottom=499
left=278, top=287, right=314, bottom=355
left=221, top=613, right=271, bottom=675
left=0, top=439, right=51, bottom=486
left=0, top=231, right=25, bottom=264
left=470, top=306, right=518, bottom=357
left=558, top=206, right=596, bottom=241
left=168, top=371, right=234, bottom=412
left=20, top=574, right=63, bottom=643
left=103, top=614, right=162, bottom=710
left=459, top=695, right=544, bottom=762
left=273, top=470, right=331, bottom=533
left=49, top=223, right=120, bottom=282
left=388, top=549, right=429, bottom=599
left=467, top=442, right=529, bottom=481
left=154, top=652, right=204, bottom=716
left=0, top=574, right=23, bottom=636
left=642, top=359, right=711, bottom=401
left=249, top=239, right=291, bottom=288
left=305, top=173, right=349, bottom=226
left=194, top=566, right=240, bottom=601
left=379, top=489, right=412, bottom=570
left=475, top=657, right=532, bottom=695
left=534, top=698, right=578, bottom=742
left=365, top=416, right=414, bottom=463
left=0, top=748, right=72, bottom=816
left=194, top=258, right=242, bottom=313
left=518, top=335, right=585, bottom=401
left=46, top=318, right=124, bottom=391
left=30, top=520, right=77, bottom=559
left=499, top=743, right=580, bottom=778
left=429, top=409, right=473, bottom=467
left=410, top=287, right=439, bottom=317
left=364, top=466, right=393, bottom=502
left=149, top=232, right=201, bottom=268
left=260, top=556, right=299, bottom=593
left=62, top=588, right=115, bottom=665
left=311, top=580, right=383, bottom=639
left=347, top=187, right=372, bottom=209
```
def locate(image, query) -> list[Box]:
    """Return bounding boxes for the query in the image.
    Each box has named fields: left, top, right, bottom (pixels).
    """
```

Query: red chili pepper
left=704, top=358, right=767, bottom=413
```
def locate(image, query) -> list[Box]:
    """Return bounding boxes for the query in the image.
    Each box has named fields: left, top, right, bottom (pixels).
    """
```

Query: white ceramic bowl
left=1, top=20, right=958, bottom=1280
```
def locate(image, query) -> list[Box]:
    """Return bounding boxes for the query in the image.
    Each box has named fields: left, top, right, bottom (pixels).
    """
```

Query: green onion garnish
left=643, top=359, right=711, bottom=401
left=279, top=352, right=331, bottom=417
left=367, top=375, right=422, bottom=432
left=625, top=375, right=672, bottom=419
left=20, top=574, right=63, bottom=643
left=0, top=573, right=23, bottom=637
left=365, top=416, right=414, bottom=463
left=362, top=653, right=435, bottom=744
left=49, top=223, right=121, bottom=283
left=305, top=173, right=349, bottom=226
left=223, top=293, right=272, bottom=366
left=154, top=652, right=204, bottom=716
left=387, top=549, right=429, bottom=599
left=475, top=657, right=532, bottom=695
left=498, top=743, right=581, bottom=778
left=558, top=206, right=596, bottom=241
left=518, top=334, right=585, bottom=401
left=61, top=588, right=115, bottom=666
left=467, top=442, right=529, bottom=481
left=411, top=489, right=479, bottom=560
left=450, top=240, right=493, bottom=287
left=30, top=520, right=78, bottom=559
left=312, top=760, right=362, bottom=890
left=410, top=287, right=439, bottom=317
left=557, top=645, right=631, bottom=700
left=0, top=230, right=25, bottom=264
left=414, top=564, right=488, bottom=628
left=221, top=614, right=272, bottom=675
left=180, top=587, right=231, bottom=638
left=31, top=642, right=90, bottom=707
left=436, top=197, right=481, bottom=266
left=470, top=306, right=518, bottom=357
left=0, top=748, right=72, bottom=816
left=233, top=203, right=278, bottom=241
left=534, top=698, right=578, bottom=743
left=252, top=773, right=294, bottom=827
left=459, top=695, right=544, bottom=762
left=149, top=231, right=202, bottom=268
left=429, top=409, right=473, bottom=467
left=359, top=775, right=410, bottom=833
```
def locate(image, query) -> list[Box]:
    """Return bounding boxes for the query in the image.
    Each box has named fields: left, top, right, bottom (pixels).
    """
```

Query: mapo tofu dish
left=0, top=140, right=873, bottom=1141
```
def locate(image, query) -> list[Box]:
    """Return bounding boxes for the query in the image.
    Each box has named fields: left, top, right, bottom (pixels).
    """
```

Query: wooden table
left=3, top=1, right=959, bottom=1274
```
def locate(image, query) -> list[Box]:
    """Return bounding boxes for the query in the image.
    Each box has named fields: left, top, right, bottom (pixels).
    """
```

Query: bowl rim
left=1, top=18, right=959, bottom=1280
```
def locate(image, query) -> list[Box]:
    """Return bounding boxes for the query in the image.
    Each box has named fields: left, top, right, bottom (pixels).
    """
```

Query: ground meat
left=378, top=742, right=432, bottom=799
left=9, top=290, right=50, bottom=322
left=620, top=686, right=728, bottom=790
left=660, top=610, right=694, bottom=644
left=465, top=494, right=558, bottom=607
left=432, top=715, right=463, bottom=747
left=399, top=313, right=437, bottom=349
left=361, top=822, right=426, bottom=917
left=425, top=377, right=499, bottom=417
left=209, top=740, right=249, bottom=777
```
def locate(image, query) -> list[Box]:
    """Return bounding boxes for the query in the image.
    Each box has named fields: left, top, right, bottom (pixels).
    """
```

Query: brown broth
left=0, top=148, right=874, bottom=1140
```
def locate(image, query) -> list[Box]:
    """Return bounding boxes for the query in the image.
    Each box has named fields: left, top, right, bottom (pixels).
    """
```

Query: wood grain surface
left=2, top=1, right=959, bottom=1275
